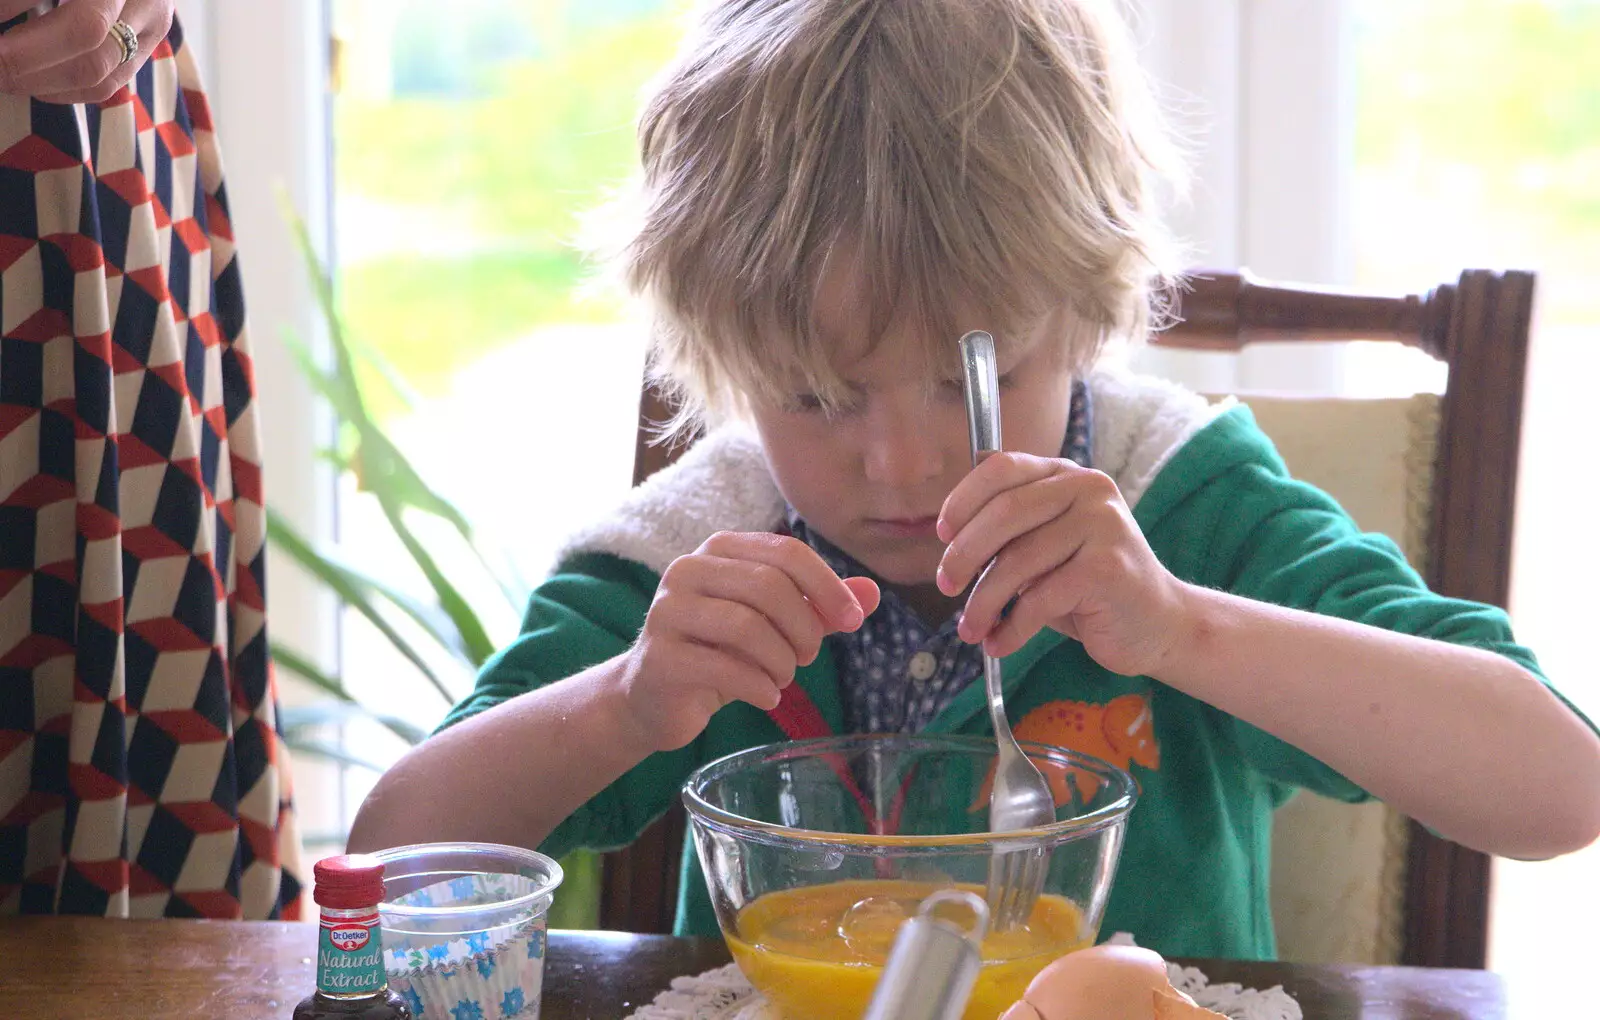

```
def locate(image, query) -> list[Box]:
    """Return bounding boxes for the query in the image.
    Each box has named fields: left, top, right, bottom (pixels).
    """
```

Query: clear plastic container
left=372, top=842, right=563, bottom=1019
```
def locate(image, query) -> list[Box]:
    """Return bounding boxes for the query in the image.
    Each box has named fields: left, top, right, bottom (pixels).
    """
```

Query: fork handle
left=959, top=331, right=1002, bottom=464
left=982, top=652, right=1016, bottom=750
left=962, top=330, right=1017, bottom=750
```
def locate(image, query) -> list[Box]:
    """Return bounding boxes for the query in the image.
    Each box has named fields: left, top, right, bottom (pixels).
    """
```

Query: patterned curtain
left=0, top=16, right=303, bottom=919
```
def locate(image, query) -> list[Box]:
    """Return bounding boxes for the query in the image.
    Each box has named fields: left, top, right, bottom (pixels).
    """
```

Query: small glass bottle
left=294, top=854, right=413, bottom=1019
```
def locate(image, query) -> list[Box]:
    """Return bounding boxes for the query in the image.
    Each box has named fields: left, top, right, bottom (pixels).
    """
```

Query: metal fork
left=958, top=330, right=1057, bottom=932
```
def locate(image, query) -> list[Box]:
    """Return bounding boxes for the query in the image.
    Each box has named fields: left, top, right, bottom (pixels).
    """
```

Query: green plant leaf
left=280, top=328, right=345, bottom=412
left=268, top=512, right=459, bottom=705
left=278, top=194, right=362, bottom=413
left=280, top=201, right=531, bottom=617
left=272, top=499, right=471, bottom=661
left=282, top=735, right=389, bottom=774
left=351, top=570, right=466, bottom=659
left=279, top=701, right=428, bottom=746
left=377, top=494, right=497, bottom=666
left=344, top=330, right=422, bottom=417
left=270, top=642, right=350, bottom=701
left=463, top=535, right=532, bottom=615
left=271, top=646, right=435, bottom=748
left=355, top=428, right=475, bottom=536
left=280, top=205, right=477, bottom=535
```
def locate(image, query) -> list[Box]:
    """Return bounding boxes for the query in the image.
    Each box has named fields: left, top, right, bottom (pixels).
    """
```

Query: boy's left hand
left=936, top=452, right=1189, bottom=676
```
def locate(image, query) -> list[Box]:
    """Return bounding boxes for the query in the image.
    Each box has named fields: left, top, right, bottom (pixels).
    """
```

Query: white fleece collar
left=556, top=369, right=1231, bottom=575
left=555, top=424, right=787, bottom=576
left=1086, top=366, right=1234, bottom=511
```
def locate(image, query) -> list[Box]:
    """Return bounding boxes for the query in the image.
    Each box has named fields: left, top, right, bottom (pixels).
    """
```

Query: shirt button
left=908, top=651, right=938, bottom=682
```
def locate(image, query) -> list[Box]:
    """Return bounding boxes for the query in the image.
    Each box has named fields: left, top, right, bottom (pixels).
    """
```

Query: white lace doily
left=625, top=936, right=1303, bottom=1020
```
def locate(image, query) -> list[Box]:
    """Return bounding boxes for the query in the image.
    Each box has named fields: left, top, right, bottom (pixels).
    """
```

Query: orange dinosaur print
left=975, top=694, right=1160, bottom=811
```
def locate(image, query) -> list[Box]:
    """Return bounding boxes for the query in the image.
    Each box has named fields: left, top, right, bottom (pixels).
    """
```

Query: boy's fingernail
left=936, top=518, right=951, bottom=542
left=841, top=604, right=864, bottom=629
left=936, top=564, right=950, bottom=592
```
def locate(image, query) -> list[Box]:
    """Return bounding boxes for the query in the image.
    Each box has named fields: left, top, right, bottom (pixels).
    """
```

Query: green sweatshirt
left=443, top=374, right=1581, bottom=959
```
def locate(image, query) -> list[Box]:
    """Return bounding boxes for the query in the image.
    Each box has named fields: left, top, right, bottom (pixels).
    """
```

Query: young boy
left=349, top=0, right=1600, bottom=958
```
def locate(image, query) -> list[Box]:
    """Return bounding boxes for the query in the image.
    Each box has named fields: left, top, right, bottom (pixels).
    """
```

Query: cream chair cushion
left=1216, top=393, right=1440, bottom=965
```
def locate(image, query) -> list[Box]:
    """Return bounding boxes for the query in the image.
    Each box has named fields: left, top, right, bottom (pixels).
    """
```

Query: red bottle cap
left=312, top=854, right=387, bottom=909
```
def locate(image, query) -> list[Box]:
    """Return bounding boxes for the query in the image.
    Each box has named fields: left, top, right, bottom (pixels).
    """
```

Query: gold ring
left=109, top=20, right=139, bottom=66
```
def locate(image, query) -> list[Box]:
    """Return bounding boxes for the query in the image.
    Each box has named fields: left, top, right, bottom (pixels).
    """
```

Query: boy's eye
left=780, top=390, right=870, bottom=418
left=938, top=371, right=1017, bottom=396
left=788, top=393, right=862, bottom=417
left=792, top=393, right=826, bottom=411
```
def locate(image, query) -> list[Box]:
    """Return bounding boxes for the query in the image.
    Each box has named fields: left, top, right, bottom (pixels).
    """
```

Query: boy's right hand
left=617, top=531, right=880, bottom=751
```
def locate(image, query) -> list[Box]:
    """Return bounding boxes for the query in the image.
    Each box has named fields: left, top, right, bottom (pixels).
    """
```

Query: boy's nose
left=860, top=409, right=947, bottom=487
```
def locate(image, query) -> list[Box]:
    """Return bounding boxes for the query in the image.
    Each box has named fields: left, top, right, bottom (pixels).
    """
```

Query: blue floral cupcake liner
left=382, top=875, right=551, bottom=1019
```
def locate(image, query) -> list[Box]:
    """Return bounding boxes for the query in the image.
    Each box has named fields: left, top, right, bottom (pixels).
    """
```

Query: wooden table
left=0, top=917, right=1508, bottom=1018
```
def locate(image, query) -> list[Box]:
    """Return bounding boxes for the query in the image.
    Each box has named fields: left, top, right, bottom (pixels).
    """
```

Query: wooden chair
left=606, top=268, right=1535, bottom=970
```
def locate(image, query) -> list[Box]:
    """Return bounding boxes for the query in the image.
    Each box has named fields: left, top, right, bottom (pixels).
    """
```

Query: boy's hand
left=618, top=531, right=880, bottom=751
left=935, top=453, right=1188, bottom=677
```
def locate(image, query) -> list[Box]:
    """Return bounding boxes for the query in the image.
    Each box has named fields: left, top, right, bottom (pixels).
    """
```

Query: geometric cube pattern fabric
left=0, top=15, right=303, bottom=920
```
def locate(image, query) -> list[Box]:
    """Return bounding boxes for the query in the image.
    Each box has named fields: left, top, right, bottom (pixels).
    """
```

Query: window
left=1133, top=0, right=1595, bottom=995
left=318, top=0, right=686, bottom=858
left=1350, top=2, right=1600, bottom=1007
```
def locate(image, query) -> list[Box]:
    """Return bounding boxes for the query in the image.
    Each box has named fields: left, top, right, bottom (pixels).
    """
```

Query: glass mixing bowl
left=682, top=734, right=1137, bottom=1020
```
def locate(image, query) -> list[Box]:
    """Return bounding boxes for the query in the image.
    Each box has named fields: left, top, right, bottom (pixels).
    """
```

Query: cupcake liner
left=382, top=875, right=551, bottom=1019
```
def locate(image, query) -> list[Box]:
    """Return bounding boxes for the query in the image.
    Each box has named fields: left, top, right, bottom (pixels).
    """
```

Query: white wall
left=1131, top=0, right=1352, bottom=394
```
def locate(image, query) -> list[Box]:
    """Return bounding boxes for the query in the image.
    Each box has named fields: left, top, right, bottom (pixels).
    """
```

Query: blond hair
left=616, top=0, right=1183, bottom=434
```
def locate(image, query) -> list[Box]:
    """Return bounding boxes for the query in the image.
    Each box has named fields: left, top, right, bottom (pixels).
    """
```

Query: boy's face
left=748, top=279, right=1077, bottom=590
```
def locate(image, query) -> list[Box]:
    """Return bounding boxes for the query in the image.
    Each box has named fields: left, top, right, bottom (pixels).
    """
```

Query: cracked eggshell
left=1008, top=944, right=1221, bottom=1020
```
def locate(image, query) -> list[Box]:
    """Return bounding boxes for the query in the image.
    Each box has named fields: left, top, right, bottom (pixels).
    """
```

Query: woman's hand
left=936, top=452, right=1189, bottom=676
left=0, top=0, right=175, bottom=105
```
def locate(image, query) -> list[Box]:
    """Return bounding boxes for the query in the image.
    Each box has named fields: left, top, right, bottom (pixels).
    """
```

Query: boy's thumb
left=842, top=576, right=881, bottom=626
